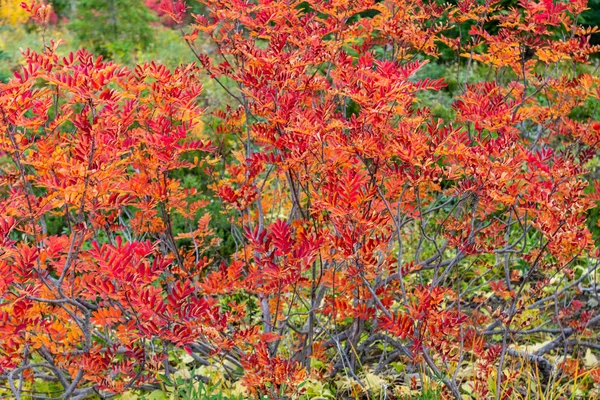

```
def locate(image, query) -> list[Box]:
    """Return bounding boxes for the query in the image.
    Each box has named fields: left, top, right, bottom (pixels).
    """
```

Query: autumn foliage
left=1, top=0, right=600, bottom=399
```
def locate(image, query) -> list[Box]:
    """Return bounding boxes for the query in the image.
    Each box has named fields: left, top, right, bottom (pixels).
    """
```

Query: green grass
left=0, top=23, right=196, bottom=80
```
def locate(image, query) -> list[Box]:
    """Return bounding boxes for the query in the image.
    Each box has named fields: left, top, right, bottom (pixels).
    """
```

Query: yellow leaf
left=190, top=118, right=205, bottom=138
left=455, top=365, right=474, bottom=380
left=461, top=382, right=474, bottom=394
left=226, top=380, right=249, bottom=397
left=362, top=370, right=387, bottom=394
left=119, top=391, right=140, bottom=400
left=584, top=349, right=599, bottom=368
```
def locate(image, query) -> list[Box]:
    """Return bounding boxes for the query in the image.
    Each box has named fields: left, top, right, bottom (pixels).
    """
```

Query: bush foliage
left=1, top=1, right=600, bottom=399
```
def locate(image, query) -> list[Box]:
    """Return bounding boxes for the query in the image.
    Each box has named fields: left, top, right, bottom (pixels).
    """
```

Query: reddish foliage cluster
left=0, top=43, right=215, bottom=395
left=19, top=0, right=58, bottom=24
left=1, top=0, right=600, bottom=399
left=145, top=0, right=189, bottom=25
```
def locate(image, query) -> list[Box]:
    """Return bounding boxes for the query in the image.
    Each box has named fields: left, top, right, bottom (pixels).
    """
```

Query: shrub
left=1, top=1, right=599, bottom=399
